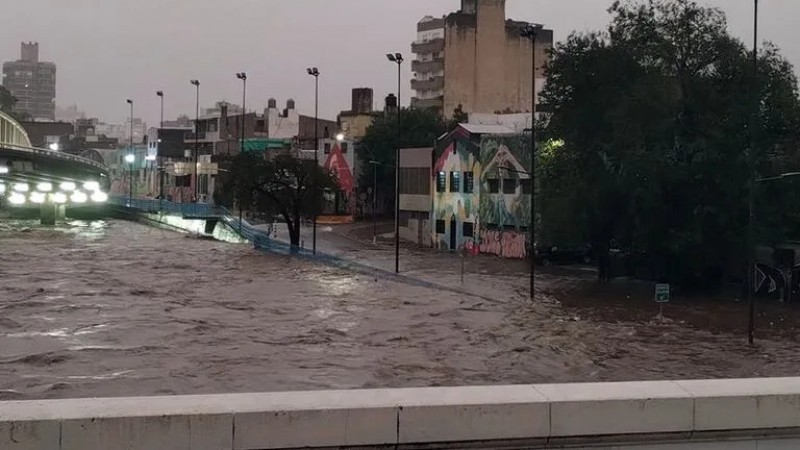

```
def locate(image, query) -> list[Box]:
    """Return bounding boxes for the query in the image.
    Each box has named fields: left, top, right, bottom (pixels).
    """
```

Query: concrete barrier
left=2, top=378, right=800, bottom=449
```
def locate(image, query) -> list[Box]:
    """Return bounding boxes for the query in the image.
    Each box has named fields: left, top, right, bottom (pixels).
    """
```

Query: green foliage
left=357, top=108, right=448, bottom=204
left=539, top=0, right=800, bottom=288
left=218, top=152, right=338, bottom=246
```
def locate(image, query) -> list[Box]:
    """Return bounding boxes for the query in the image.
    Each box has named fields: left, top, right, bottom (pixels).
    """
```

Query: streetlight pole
left=387, top=52, right=404, bottom=274
left=190, top=79, right=200, bottom=203
left=236, top=72, right=247, bottom=153
left=126, top=99, right=134, bottom=203
left=522, top=24, right=544, bottom=300
left=156, top=91, right=165, bottom=206
left=747, top=0, right=760, bottom=345
left=307, top=67, right=320, bottom=254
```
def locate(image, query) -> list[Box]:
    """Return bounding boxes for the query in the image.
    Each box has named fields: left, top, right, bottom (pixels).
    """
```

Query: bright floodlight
left=336, top=133, right=345, bottom=142
left=83, top=181, right=100, bottom=192
left=36, top=182, right=53, bottom=192
left=9, top=192, right=25, bottom=205
left=91, top=191, right=109, bottom=203
left=124, top=154, right=135, bottom=164
left=13, top=183, right=29, bottom=193
left=30, top=192, right=46, bottom=204
left=52, top=192, right=67, bottom=204
left=71, top=191, right=88, bottom=204
left=49, top=143, right=60, bottom=151
left=145, top=154, right=157, bottom=161
left=0, top=166, right=8, bottom=174
left=0, top=183, right=5, bottom=194
left=60, top=182, right=76, bottom=191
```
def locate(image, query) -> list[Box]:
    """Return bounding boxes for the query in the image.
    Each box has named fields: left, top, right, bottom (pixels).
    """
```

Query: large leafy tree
left=539, top=0, right=800, bottom=288
left=219, top=153, right=338, bottom=246
left=357, top=107, right=448, bottom=207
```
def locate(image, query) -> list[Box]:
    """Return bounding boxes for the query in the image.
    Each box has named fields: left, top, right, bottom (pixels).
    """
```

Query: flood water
left=1, top=219, right=800, bottom=400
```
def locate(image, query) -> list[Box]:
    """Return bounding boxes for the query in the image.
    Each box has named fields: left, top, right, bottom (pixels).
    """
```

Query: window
left=435, top=220, right=446, bottom=234
left=436, top=171, right=446, bottom=193
left=463, top=222, right=474, bottom=238
left=341, top=143, right=348, bottom=153
left=521, top=179, right=533, bottom=195
left=488, top=178, right=500, bottom=193
left=324, top=143, right=331, bottom=154
left=464, top=171, right=474, bottom=193
left=503, top=178, right=517, bottom=194
left=449, top=171, right=460, bottom=192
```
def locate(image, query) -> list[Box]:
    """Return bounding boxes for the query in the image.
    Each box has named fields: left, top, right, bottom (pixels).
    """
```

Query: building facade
left=2, top=42, right=57, bottom=120
left=410, top=0, right=552, bottom=119
left=399, top=147, right=434, bottom=246
left=431, top=124, right=531, bottom=259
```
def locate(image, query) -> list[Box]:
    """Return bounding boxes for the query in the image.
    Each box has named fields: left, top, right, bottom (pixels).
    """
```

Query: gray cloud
left=0, top=1, right=793, bottom=125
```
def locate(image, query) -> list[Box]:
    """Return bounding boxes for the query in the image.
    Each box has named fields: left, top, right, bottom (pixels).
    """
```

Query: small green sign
left=655, top=284, right=670, bottom=303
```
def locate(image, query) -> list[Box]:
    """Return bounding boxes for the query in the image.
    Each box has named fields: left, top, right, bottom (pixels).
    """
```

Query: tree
left=219, top=152, right=338, bottom=247
left=357, top=107, right=448, bottom=208
left=0, top=86, right=16, bottom=113
left=538, top=0, right=800, bottom=289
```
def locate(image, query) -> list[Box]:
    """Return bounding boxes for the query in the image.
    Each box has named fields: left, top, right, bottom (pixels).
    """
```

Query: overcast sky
left=1, top=0, right=796, bottom=125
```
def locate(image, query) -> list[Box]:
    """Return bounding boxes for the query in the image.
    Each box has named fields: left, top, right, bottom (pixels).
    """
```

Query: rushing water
left=1, top=219, right=800, bottom=400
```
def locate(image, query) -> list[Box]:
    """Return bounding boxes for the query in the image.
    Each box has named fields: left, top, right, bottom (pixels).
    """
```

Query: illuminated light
left=8, top=192, right=26, bottom=205
left=52, top=192, right=67, bottom=204
left=60, top=182, right=76, bottom=191
left=0, top=166, right=9, bottom=174
left=91, top=191, right=108, bottom=203
left=30, top=192, right=46, bottom=204
left=49, top=143, right=60, bottom=151
left=0, top=184, right=5, bottom=194
left=13, top=183, right=29, bottom=193
left=36, top=182, right=53, bottom=192
left=83, top=181, right=100, bottom=192
left=70, top=191, right=88, bottom=203
left=145, top=155, right=157, bottom=161
left=336, top=133, right=345, bottom=142
left=124, top=154, right=135, bottom=164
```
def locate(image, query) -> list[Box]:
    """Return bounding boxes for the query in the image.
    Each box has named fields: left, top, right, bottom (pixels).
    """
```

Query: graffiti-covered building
left=432, top=124, right=531, bottom=259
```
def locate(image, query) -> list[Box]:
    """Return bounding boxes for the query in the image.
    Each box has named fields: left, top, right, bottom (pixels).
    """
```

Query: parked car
left=535, top=243, right=593, bottom=266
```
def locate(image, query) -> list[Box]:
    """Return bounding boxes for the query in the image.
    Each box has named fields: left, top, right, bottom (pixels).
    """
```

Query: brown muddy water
left=1, top=219, right=799, bottom=400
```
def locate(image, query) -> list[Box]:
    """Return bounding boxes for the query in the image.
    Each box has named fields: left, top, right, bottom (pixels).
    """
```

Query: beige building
left=411, top=0, right=552, bottom=119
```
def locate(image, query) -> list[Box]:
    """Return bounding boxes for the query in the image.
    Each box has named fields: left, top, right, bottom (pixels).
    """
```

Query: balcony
left=411, top=76, right=444, bottom=92
left=411, top=96, right=444, bottom=111
left=411, top=38, right=445, bottom=55
left=411, top=59, right=444, bottom=74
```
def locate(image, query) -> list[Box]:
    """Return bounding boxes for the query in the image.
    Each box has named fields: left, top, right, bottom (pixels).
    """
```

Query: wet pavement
left=1, top=218, right=800, bottom=400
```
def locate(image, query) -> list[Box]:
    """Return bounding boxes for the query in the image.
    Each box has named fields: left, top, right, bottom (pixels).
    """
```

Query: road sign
left=655, top=284, right=670, bottom=303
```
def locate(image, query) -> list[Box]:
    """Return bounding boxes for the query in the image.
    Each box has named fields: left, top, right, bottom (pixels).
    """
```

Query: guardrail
left=0, top=142, right=108, bottom=172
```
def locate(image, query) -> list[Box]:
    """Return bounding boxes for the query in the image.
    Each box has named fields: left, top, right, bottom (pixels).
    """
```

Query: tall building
left=2, top=42, right=57, bottom=120
left=410, top=0, right=552, bottom=118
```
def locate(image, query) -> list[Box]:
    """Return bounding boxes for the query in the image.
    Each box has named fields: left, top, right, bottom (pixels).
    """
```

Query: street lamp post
left=387, top=52, right=403, bottom=274
left=236, top=72, right=247, bottom=153
left=126, top=99, right=134, bottom=203
left=156, top=91, right=165, bottom=207
left=747, top=0, right=759, bottom=345
left=521, top=24, right=544, bottom=300
left=190, top=79, right=200, bottom=203
left=307, top=67, right=320, bottom=254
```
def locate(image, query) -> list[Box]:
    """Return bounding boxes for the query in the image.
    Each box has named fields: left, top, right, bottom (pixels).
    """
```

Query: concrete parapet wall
left=3, top=378, right=800, bottom=449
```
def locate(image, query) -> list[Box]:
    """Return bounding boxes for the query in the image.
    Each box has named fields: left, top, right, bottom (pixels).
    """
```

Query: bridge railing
left=0, top=142, right=108, bottom=172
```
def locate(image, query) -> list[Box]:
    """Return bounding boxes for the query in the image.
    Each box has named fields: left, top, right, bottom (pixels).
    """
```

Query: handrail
left=0, top=110, right=32, bottom=147
left=0, top=142, right=108, bottom=172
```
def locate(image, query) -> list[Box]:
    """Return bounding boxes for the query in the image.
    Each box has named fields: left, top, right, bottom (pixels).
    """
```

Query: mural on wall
left=478, top=135, right=532, bottom=259
left=323, top=143, right=356, bottom=215
left=431, top=138, right=481, bottom=250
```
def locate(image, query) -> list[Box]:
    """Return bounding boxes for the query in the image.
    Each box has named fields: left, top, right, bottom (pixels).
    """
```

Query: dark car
left=535, top=243, right=593, bottom=266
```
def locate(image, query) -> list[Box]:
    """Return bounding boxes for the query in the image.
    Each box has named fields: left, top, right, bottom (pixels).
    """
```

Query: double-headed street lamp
left=387, top=52, right=403, bottom=274
left=236, top=72, right=247, bottom=153
left=521, top=24, right=544, bottom=300
left=190, top=79, right=200, bottom=203
left=307, top=67, right=320, bottom=254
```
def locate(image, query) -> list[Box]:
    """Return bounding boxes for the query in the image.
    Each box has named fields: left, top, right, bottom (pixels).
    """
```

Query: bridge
left=0, top=110, right=110, bottom=224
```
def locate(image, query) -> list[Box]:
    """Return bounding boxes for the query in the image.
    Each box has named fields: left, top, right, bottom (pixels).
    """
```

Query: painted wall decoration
left=431, top=138, right=481, bottom=251
left=323, top=143, right=356, bottom=215
left=479, top=229, right=527, bottom=259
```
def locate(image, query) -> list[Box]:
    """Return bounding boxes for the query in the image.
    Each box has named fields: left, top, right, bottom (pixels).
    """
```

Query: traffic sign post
left=655, top=283, right=670, bottom=319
